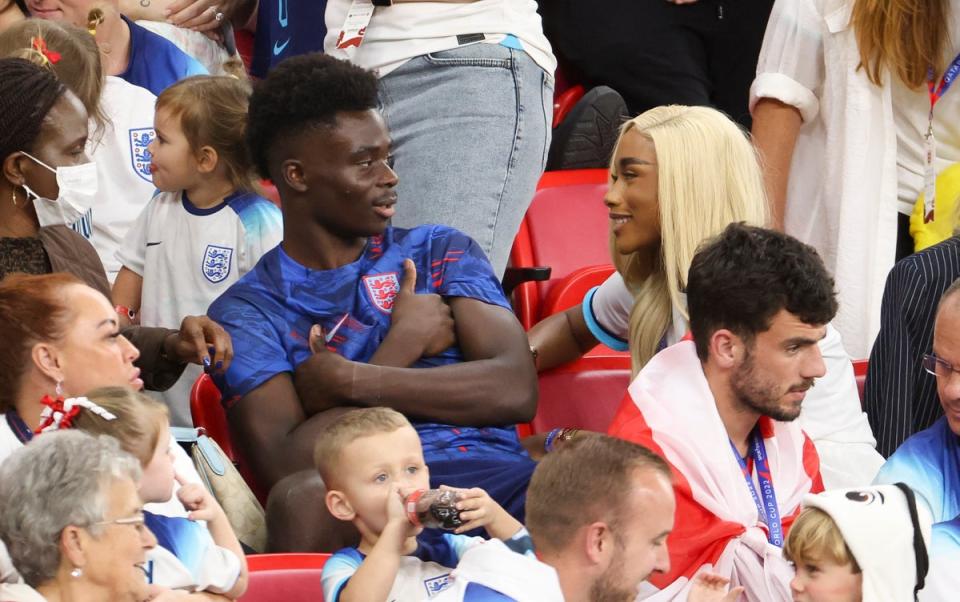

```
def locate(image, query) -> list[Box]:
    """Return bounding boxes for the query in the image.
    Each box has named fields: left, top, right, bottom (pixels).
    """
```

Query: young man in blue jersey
left=208, top=53, right=539, bottom=551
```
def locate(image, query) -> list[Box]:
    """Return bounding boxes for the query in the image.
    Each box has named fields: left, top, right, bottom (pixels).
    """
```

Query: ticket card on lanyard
left=336, top=0, right=375, bottom=51
left=924, top=53, right=960, bottom=223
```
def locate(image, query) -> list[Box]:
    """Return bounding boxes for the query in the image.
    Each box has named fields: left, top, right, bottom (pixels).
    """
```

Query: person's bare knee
left=265, top=469, right=359, bottom=552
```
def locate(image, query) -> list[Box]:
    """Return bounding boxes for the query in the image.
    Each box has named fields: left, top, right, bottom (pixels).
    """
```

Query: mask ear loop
left=892, top=481, right=930, bottom=600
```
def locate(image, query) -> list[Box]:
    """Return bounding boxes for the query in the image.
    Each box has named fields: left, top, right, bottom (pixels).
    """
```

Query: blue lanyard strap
left=5, top=409, right=33, bottom=444
left=729, top=428, right=783, bottom=547
left=927, top=51, right=960, bottom=116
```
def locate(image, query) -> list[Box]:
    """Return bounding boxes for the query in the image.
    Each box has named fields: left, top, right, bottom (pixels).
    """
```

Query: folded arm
left=294, top=297, right=538, bottom=426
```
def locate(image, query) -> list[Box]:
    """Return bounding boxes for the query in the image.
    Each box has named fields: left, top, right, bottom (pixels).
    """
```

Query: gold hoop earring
left=10, top=188, right=16, bottom=207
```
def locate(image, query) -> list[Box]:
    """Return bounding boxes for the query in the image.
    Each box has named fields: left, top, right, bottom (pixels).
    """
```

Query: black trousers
left=539, top=0, right=775, bottom=129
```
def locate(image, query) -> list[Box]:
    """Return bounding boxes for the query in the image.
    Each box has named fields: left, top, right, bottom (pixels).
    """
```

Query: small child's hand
left=386, top=484, right=410, bottom=526
left=175, top=471, right=220, bottom=522
left=440, top=486, right=522, bottom=540
left=381, top=484, right=419, bottom=551
left=688, top=573, right=745, bottom=602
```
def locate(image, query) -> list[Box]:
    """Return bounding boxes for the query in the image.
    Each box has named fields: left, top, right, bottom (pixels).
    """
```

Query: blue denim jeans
left=380, top=43, right=554, bottom=278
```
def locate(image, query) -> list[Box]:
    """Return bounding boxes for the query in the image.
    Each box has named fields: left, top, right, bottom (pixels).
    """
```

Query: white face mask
left=20, top=151, right=98, bottom=228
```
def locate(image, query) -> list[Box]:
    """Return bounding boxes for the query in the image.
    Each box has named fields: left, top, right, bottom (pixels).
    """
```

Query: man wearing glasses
left=875, top=279, right=960, bottom=528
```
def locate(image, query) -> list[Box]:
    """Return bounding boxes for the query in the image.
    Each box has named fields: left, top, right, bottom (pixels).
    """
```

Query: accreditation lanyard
left=729, top=428, right=783, bottom=547
left=923, top=52, right=960, bottom=223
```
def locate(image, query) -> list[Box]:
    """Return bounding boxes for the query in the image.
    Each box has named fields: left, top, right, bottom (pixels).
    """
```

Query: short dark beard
left=730, top=347, right=808, bottom=422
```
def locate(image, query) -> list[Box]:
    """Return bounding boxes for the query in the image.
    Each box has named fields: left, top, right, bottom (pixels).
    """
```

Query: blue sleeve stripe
left=464, top=582, right=517, bottom=601
left=322, top=548, right=364, bottom=602
left=581, top=286, right=629, bottom=351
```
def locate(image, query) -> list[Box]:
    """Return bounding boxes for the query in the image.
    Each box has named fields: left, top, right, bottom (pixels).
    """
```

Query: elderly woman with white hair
left=0, top=431, right=188, bottom=601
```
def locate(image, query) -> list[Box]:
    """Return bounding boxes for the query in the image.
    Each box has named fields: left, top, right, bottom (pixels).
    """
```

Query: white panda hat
left=801, top=483, right=931, bottom=602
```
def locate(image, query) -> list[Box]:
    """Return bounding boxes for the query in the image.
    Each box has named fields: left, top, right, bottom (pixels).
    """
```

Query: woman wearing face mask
left=0, top=57, right=233, bottom=392
left=0, top=19, right=159, bottom=281
left=0, top=57, right=102, bottom=284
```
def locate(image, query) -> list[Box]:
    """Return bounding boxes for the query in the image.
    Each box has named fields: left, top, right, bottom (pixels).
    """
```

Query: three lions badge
left=363, top=272, right=400, bottom=313
left=202, top=245, right=234, bottom=283
left=128, top=128, right=156, bottom=182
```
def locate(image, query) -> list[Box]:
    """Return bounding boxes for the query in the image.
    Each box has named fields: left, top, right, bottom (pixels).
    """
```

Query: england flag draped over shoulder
left=607, top=340, right=823, bottom=601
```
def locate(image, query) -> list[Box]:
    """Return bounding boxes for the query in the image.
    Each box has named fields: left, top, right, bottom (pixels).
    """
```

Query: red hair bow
left=30, top=37, right=61, bottom=67
left=35, top=395, right=81, bottom=434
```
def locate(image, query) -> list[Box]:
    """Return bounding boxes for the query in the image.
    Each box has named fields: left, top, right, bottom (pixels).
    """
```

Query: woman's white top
left=750, top=0, right=896, bottom=358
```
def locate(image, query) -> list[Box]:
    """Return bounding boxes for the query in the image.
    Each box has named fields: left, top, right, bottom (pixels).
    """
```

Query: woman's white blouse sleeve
left=750, top=0, right=826, bottom=123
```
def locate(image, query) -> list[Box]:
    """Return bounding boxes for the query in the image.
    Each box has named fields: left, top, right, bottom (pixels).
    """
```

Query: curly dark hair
left=687, top=223, right=838, bottom=360
left=246, top=53, right=380, bottom=180
left=0, top=57, right=66, bottom=164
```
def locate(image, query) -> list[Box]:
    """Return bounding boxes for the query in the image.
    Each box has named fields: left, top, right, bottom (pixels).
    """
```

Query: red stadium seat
left=509, top=168, right=612, bottom=329
left=524, top=354, right=632, bottom=436
left=853, top=359, right=868, bottom=408
left=541, top=264, right=615, bottom=318
left=189, top=374, right=268, bottom=503
left=552, top=84, right=585, bottom=129
left=259, top=180, right=280, bottom=206
left=240, top=554, right=330, bottom=602
left=190, top=374, right=234, bottom=461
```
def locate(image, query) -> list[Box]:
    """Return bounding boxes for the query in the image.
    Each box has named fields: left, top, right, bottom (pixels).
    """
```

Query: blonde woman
left=529, top=105, right=768, bottom=374
left=529, top=105, right=883, bottom=488
left=751, top=0, right=959, bottom=362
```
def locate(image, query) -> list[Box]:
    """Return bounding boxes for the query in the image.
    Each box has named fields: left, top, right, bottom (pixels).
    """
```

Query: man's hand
left=390, top=258, right=455, bottom=357
left=163, top=315, right=233, bottom=373
left=688, top=573, right=745, bottom=602
left=296, top=324, right=354, bottom=414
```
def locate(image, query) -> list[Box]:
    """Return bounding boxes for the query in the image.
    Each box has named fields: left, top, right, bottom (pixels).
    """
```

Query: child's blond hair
left=784, top=507, right=862, bottom=573
left=314, top=407, right=412, bottom=489
left=71, top=386, right=169, bottom=466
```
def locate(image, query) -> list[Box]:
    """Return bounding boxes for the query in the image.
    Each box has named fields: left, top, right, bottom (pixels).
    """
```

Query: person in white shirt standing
left=751, top=0, right=960, bottom=360
left=325, top=0, right=556, bottom=278
left=113, top=75, right=282, bottom=426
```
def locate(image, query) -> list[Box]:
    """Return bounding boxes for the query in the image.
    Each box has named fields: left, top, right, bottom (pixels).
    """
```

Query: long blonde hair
left=611, top=106, right=769, bottom=373
left=852, top=0, right=951, bottom=88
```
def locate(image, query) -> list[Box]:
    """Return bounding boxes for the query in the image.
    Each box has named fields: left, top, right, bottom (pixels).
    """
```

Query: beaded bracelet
left=544, top=427, right=581, bottom=453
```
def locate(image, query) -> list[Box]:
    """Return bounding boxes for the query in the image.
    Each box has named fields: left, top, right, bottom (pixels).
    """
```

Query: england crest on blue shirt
left=363, top=272, right=400, bottom=313
left=128, top=127, right=156, bottom=182
left=202, top=244, right=233, bottom=283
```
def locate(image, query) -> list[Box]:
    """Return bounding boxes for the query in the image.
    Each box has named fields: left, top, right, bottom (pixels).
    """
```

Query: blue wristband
left=544, top=428, right=562, bottom=453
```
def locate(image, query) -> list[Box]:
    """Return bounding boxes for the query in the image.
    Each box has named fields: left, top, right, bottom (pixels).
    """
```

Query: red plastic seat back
left=240, top=554, right=330, bottom=602
left=190, top=374, right=234, bottom=461
left=541, top=264, right=616, bottom=318
left=529, top=355, right=632, bottom=435
left=853, top=359, right=868, bottom=408
left=189, top=374, right=269, bottom=503
left=511, top=169, right=610, bottom=328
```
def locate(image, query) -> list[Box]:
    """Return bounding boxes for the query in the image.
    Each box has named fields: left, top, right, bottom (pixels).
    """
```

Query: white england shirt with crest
left=116, top=189, right=282, bottom=425
left=76, top=76, right=159, bottom=281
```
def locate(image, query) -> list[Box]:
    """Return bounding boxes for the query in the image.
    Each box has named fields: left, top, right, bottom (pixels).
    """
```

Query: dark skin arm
left=228, top=372, right=352, bottom=490
left=527, top=305, right=600, bottom=372
left=294, top=296, right=538, bottom=426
